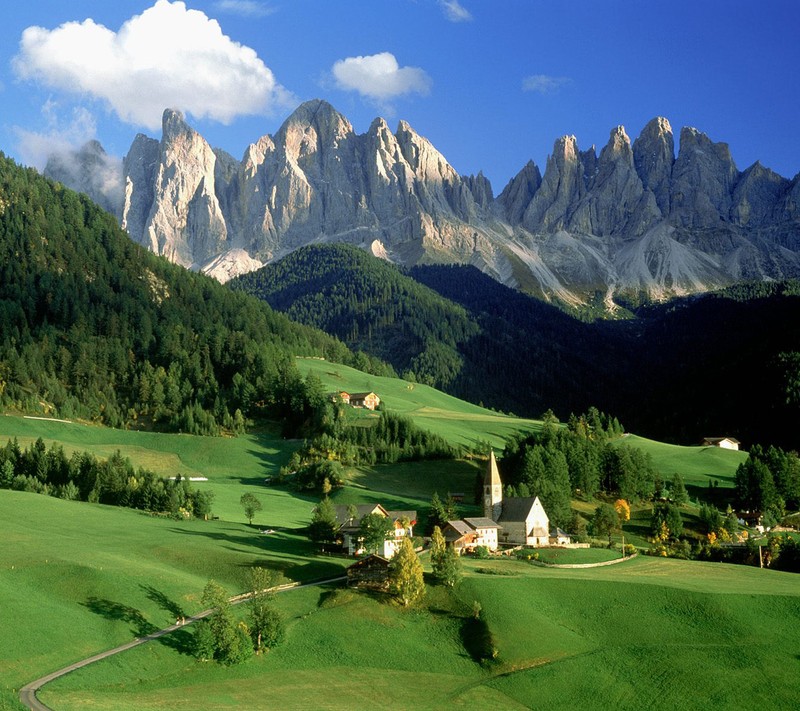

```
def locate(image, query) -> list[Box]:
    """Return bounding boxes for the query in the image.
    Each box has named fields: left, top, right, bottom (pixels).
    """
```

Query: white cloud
left=332, top=52, right=432, bottom=106
left=522, top=74, right=572, bottom=94
left=12, top=0, right=292, bottom=131
left=15, top=102, right=99, bottom=169
left=213, top=1, right=275, bottom=18
left=440, top=0, right=472, bottom=22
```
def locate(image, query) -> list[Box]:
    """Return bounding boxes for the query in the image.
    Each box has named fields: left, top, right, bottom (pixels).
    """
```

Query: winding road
left=20, top=576, right=346, bottom=711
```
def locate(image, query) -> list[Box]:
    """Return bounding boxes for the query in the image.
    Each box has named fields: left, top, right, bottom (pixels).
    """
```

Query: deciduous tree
left=240, top=492, right=262, bottom=525
left=359, top=512, right=395, bottom=555
left=389, top=536, right=425, bottom=606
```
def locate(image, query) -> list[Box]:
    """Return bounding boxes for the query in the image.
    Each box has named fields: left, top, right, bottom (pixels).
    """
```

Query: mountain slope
left=0, top=152, right=354, bottom=432
left=234, top=244, right=800, bottom=448
left=230, top=243, right=478, bottom=387
left=46, top=101, right=800, bottom=307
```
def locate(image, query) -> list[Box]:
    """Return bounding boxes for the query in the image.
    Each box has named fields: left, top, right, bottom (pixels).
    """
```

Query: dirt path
left=19, top=576, right=346, bottom=711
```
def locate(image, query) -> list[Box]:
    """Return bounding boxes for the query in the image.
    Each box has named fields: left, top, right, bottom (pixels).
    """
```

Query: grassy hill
left=0, top=396, right=792, bottom=710
left=9, top=523, right=797, bottom=711
left=296, top=356, right=543, bottom=450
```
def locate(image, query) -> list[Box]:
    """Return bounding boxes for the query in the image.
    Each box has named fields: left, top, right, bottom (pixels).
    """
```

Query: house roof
left=463, top=517, right=501, bottom=530
left=334, top=503, right=388, bottom=529
left=484, top=450, right=502, bottom=488
left=550, top=527, right=569, bottom=538
left=386, top=510, right=417, bottom=524
left=347, top=554, right=390, bottom=571
left=445, top=520, right=473, bottom=536
left=349, top=392, right=378, bottom=399
left=702, top=436, right=741, bottom=444
left=497, top=496, right=541, bottom=524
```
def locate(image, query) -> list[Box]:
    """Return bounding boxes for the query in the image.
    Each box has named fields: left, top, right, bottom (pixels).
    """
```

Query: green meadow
left=0, top=371, right=772, bottom=710
left=26, top=552, right=800, bottom=711
left=296, top=357, right=543, bottom=449
left=618, top=434, right=747, bottom=488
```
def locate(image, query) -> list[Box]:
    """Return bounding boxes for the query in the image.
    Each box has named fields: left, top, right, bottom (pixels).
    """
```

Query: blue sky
left=1, top=0, right=799, bottom=192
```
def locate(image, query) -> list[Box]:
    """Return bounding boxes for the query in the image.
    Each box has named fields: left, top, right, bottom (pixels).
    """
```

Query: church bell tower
left=483, top=450, right=503, bottom=521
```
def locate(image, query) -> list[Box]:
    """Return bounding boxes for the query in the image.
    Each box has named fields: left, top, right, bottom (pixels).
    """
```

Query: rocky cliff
left=45, top=101, right=800, bottom=307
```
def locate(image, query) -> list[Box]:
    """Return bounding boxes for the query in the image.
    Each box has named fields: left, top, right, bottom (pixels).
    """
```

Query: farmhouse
left=346, top=554, right=391, bottom=591
left=334, top=503, right=416, bottom=558
left=348, top=392, right=381, bottom=410
left=443, top=517, right=501, bottom=553
left=702, top=436, right=740, bottom=451
left=484, top=451, right=568, bottom=547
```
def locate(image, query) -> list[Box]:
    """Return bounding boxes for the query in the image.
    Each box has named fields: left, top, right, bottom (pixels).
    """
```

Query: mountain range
left=45, top=100, right=800, bottom=309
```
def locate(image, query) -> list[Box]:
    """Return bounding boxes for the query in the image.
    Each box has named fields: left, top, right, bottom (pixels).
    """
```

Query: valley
left=1, top=32, right=798, bottom=709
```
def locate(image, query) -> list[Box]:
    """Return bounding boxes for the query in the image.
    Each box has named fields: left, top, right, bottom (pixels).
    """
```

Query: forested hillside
left=234, top=244, right=800, bottom=449
left=0, top=154, right=372, bottom=433
left=230, top=243, right=478, bottom=387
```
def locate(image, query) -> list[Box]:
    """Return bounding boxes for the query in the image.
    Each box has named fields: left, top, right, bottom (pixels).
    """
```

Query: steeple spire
left=483, top=450, right=503, bottom=521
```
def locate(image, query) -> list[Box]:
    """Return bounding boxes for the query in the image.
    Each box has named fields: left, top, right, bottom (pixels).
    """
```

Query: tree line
left=0, top=436, right=213, bottom=518
left=499, top=408, right=651, bottom=529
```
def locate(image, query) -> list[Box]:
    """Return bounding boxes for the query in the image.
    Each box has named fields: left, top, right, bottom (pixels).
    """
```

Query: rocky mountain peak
left=46, top=101, right=800, bottom=302
left=670, top=126, right=738, bottom=228
left=632, top=116, right=674, bottom=215
left=498, top=160, right=542, bottom=224
left=44, top=139, right=124, bottom=219
left=162, top=108, right=192, bottom=140
left=605, top=125, right=632, bottom=156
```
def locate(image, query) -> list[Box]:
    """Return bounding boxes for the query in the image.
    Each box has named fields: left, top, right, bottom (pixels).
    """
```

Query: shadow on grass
left=245, top=557, right=347, bottom=583
left=155, top=628, right=196, bottom=657
left=140, top=584, right=185, bottom=620
left=460, top=615, right=498, bottom=665
left=83, top=597, right=157, bottom=638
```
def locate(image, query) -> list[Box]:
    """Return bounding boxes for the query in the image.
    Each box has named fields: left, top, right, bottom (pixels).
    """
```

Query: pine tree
left=437, top=545, right=462, bottom=588
left=389, top=537, right=425, bottom=606
left=670, top=473, right=688, bottom=506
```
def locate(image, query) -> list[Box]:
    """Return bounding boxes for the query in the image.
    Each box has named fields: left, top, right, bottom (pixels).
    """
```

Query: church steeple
left=483, top=450, right=503, bottom=521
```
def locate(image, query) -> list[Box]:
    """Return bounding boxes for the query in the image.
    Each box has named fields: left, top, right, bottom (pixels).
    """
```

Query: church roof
left=484, top=450, right=502, bottom=488
left=497, top=496, right=547, bottom=524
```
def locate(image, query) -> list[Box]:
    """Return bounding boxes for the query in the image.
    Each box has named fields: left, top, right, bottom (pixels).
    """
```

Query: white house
left=702, top=437, right=740, bottom=451
left=333, top=504, right=416, bottom=558
left=444, top=517, right=501, bottom=553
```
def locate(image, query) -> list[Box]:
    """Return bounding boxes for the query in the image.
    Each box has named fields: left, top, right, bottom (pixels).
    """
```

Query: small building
left=549, top=527, right=572, bottom=546
left=702, top=437, right=740, bottom=451
left=443, top=520, right=477, bottom=554
left=346, top=554, right=390, bottom=591
left=348, top=392, right=381, bottom=410
left=463, top=517, right=501, bottom=551
left=334, top=503, right=416, bottom=558
left=331, top=391, right=351, bottom=405
left=443, top=517, right=501, bottom=553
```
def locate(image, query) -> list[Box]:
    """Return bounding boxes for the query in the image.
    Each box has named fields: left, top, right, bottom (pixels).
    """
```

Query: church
left=483, top=450, right=554, bottom=547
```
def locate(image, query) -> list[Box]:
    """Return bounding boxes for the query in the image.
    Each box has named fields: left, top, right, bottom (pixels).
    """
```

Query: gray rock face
left=669, top=127, right=738, bottom=229
left=46, top=101, right=800, bottom=305
left=632, top=116, right=674, bottom=216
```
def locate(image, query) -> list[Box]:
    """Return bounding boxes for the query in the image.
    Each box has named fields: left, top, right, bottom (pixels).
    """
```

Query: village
left=339, top=451, right=581, bottom=590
